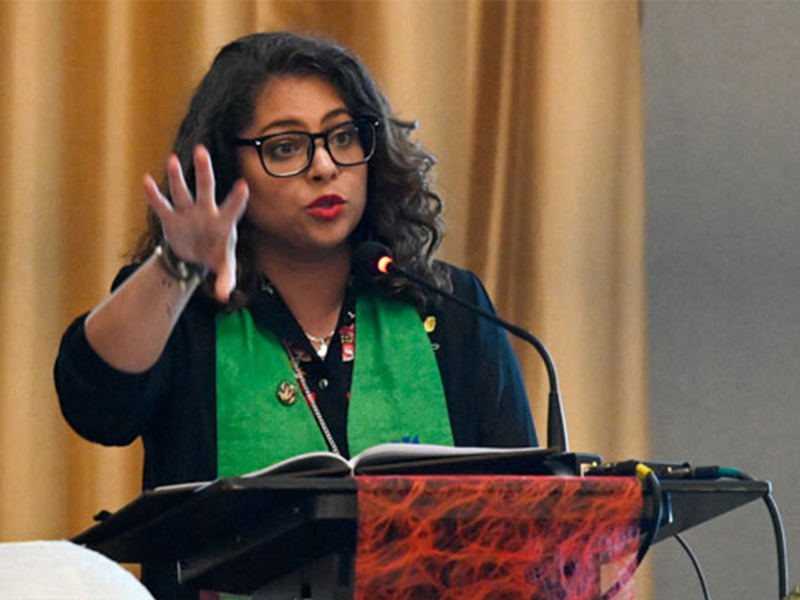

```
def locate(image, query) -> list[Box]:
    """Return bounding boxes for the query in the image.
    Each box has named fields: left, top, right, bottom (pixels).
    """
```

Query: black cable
left=674, top=532, right=712, bottom=600
left=764, top=494, right=789, bottom=599
left=730, top=469, right=789, bottom=600
left=585, top=461, right=664, bottom=599
left=636, top=464, right=664, bottom=565
left=584, top=461, right=664, bottom=565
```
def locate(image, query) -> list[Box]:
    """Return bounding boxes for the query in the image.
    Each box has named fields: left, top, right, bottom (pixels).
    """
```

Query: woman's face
left=236, top=75, right=369, bottom=263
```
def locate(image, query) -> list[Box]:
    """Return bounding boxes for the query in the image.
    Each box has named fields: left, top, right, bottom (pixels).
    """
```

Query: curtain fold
left=0, top=1, right=648, bottom=575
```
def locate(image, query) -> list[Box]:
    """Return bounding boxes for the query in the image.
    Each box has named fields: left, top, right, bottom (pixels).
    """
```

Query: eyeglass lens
left=261, top=120, right=375, bottom=176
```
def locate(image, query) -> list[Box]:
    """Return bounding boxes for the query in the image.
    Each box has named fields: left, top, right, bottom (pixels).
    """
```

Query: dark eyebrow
left=259, top=108, right=351, bottom=136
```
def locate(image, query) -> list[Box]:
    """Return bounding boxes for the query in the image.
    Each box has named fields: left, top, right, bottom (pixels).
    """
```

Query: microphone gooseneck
left=353, top=241, right=569, bottom=453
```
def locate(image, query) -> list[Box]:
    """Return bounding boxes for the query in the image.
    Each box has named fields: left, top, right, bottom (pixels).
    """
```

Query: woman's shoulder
left=432, top=260, right=493, bottom=307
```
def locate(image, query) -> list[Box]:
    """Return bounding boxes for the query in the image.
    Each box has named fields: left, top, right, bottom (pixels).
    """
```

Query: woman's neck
left=256, top=244, right=352, bottom=339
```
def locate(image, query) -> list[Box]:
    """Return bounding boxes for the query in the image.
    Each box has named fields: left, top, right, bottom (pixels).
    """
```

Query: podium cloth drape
left=355, top=476, right=643, bottom=600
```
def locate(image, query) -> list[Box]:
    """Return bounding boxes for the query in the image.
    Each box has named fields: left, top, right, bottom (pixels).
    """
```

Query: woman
left=55, top=31, right=536, bottom=600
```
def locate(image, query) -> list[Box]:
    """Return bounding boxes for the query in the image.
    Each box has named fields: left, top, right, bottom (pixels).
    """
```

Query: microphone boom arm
left=384, top=263, right=569, bottom=453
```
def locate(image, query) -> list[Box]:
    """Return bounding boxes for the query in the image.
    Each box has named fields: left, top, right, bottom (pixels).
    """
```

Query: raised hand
left=144, top=145, right=249, bottom=302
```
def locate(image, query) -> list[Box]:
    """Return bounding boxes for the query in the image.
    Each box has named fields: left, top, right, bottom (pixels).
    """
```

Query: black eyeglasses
left=234, top=117, right=380, bottom=178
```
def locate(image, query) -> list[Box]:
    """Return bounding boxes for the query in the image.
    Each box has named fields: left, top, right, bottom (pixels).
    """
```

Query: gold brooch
left=276, top=381, right=298, bottom=406
left=423, top=316, right=437, bottom=333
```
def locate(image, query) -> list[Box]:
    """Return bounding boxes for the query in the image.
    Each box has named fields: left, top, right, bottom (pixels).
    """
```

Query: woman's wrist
left=153, top=240, right=209, bottom=290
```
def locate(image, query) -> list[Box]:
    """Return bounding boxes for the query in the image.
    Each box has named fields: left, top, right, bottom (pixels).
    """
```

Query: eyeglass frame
left=233, top=116, right=381, bottom=178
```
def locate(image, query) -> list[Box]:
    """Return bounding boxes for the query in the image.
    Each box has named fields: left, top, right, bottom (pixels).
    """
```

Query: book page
left=242, top=451, right=351, bottom=478
left=352, top=443, right=547, bottom=471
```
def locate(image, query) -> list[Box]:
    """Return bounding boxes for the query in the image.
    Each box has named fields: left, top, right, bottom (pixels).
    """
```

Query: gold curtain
left=0, top=0, right=647, bottom=570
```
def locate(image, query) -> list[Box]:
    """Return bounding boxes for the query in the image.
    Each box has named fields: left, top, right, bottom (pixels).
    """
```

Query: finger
left=220, top=179, right=249, bottom=224
left=166, top=154, right=193, bottom=211
left=214, top=259, right=236, bottom=303
left=194, top=145, right=217, bottom=209
left=143, top=174, right=174, bottom=220
left=213, top=228, right=239, bottom=303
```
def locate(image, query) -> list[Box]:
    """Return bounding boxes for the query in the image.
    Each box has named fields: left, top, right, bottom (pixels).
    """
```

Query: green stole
left=215, top=292, right=454, bottom=477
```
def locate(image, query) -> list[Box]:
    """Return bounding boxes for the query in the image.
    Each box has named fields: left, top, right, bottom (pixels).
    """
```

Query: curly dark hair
left=133, top=30, right=451, bottom=309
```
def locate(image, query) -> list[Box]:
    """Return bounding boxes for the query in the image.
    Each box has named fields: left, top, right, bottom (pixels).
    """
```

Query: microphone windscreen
left=352, top=242, right=393, bottom=278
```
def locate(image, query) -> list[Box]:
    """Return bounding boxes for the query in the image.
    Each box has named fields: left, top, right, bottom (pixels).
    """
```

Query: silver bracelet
left=154, top=241, right=208, bottom=290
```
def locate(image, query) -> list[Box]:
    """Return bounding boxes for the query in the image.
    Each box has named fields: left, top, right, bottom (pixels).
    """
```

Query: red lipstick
left=306, top=194, right=346, bottom=220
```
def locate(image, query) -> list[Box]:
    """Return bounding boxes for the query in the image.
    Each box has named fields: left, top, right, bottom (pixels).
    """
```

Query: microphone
left=353, top=242, right=569, bottom=453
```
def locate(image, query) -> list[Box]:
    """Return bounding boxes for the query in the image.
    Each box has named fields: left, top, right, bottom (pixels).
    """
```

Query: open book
left=239, top=443, right=553, bottom=478
left=154, top=444, right=556, bottom=493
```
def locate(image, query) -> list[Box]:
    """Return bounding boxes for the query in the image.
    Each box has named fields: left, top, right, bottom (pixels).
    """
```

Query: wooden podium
left=73, top=472, right=769, bottom=600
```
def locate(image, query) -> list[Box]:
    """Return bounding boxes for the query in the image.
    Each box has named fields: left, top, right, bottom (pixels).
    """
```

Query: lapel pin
left=276, top=381, right=299, bottom=406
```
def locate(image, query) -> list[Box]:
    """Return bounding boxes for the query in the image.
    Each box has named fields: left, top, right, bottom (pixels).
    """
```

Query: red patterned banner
left=355, top=476, right=643, bottom=600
